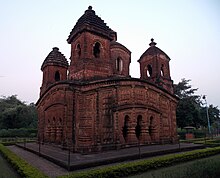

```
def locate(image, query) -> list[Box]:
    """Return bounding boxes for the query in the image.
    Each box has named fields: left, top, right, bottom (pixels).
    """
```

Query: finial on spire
left=149, top=38, right=157, bottom=46
left=85, top=6, right=94, bottom=14
left=53, top=47, right=59, bottom=51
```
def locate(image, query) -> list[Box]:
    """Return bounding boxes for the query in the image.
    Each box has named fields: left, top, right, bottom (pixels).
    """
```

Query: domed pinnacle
left=149, top=38, right=157, bottom=46
left=53, top=47, right=59, bottom=51
left=85, top=6, right=95, bottom=14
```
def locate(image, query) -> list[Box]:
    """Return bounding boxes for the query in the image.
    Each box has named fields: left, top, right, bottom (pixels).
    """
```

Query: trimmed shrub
left=194, top=130, right=205, bottom=138
left=0, top=128, right=37, bottom=138
left=58, top=147, right=220, bottom=178
left=0, top=137, right=36, bottom=146
left=177, top=129, right=186, bottom=139
left=0, top=144, right=48, bottom=178
left=194, top=140, right=220, bottom=147
left=177, top=129, right=205, bottom=139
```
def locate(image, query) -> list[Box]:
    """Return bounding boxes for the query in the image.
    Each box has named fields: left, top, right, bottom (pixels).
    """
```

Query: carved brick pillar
left=149, top=126, right=156, bottom=142
left=148, top=113, right=160, bottom=143
left=150, top=126, right=160, bottom=143
left=56, top=126, right=62, bottom=144
left=45, top=125, right=51, bottom=142
left=139, top=121, right=151, bottom=144
left=127, top=122, right=138, bottom=144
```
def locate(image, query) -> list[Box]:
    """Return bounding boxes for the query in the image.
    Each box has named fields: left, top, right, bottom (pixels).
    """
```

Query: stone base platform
left=16, top=142, right=204, bottom=171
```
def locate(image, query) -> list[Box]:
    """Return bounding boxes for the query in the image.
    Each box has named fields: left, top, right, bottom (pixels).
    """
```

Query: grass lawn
left=0, top=154, right=21, bottom=178
left=129, top=154, right=220, bottom=178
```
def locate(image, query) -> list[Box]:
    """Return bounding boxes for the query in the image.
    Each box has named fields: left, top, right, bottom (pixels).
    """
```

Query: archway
left=160, top=64, right=164, bottom=76
left=123, top=115, right=129, bottom=141
left=55, top=71, right=60, bottom=81
left=77, top=44, right=81, bottom=57
left=147, top=64, right=152, bottom=77
left=93, top=42, right=101, bottom=58
left=135, top=115, right=142, bottom=139
left=116, top=57, right=123, bottom=72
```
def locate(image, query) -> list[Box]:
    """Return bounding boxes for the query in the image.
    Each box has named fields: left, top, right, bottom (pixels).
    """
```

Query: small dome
left=41, top=47, right=68, bottom=70
left=110, top=41, right=131, bottom=54
left=139, top=39, right=170, bottom=61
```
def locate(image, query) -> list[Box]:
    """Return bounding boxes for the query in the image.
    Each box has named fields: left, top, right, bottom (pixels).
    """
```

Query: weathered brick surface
left=36, top=6, right=178, bottom=153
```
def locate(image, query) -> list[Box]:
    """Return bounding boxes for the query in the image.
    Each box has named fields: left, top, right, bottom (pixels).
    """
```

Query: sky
left=0, top=0, right=220, bottom=107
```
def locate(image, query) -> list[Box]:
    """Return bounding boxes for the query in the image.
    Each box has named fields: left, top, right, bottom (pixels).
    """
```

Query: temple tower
left=67, top=6, right=131, bottom=80
left=40, top=47, right=68, bottom=95
left=139, top=39, right=174, bottom=93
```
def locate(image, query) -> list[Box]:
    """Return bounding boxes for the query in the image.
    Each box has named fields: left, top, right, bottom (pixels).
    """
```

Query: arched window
left=135, top=115, right=142, bottom=139
left=77, top=44, right=81, bottom=57
left=147, top=64, right=152, bottom=77
left=93, top=42, right=101, bottom=58
left=55, top=71, right=60, bottom=81
left=161, top=64, right=164, bottom=76
left=123, top=115, right=129, bottom=141
left=116, top=57, right=123, bottom=72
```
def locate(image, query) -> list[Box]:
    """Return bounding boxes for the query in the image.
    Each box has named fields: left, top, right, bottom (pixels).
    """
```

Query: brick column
left=126, top=122, right=138, bottom=144
left=139, top=124, right=151, bottom=144
left=56, top=126, right=62, bottom=144
left=45, top=125, right=51, bottom=142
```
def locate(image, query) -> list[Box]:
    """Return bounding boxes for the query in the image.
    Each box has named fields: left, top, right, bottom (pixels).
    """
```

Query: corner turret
left=40, top=47, right=68, bottom=95
left=139, top=39, right=174, bottom=93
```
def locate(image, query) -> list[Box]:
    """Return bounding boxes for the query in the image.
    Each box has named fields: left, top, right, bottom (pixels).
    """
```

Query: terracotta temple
left=36, top=6, right=178, bottom=153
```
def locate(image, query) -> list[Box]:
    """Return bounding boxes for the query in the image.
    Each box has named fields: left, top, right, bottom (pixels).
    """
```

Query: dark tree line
left=174, top=79, right=220, bottom=130
left=0, top=95, right=37, bottom=129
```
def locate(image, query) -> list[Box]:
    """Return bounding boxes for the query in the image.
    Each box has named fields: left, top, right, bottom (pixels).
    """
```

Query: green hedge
left=194, top=130, right=206, bottom=138
left=0, top=144, right=48, bottom=178
left=180, top=137, right=206, bottom=143
left=0, top=137, right=36, bottom=146
left=59, top=147, right=220, bottom=178
left=193, top=140, right=220, bottom=147
left=0, top=128, right=37, bottom=137
left=178, top=129, right=205, bottom=139
left=177, top=130, right=186, bottom=139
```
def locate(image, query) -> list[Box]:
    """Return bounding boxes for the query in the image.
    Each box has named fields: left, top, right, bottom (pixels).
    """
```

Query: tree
left=174, top=79, right=220, bottom=130
left=174, top=79, right=202, bottom=128
left=0, top=95, right=37, bottom=129
left=174, top=79, right=198, bottom=99
left=200, top=104, right=220, bottom=132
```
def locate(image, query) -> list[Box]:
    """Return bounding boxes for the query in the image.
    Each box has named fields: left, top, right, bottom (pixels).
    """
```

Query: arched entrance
left=135, top=115, right=142, bottom=140
left=149, top=116, right=153, bottom=140
left=122, top=115, right=129, bottom=142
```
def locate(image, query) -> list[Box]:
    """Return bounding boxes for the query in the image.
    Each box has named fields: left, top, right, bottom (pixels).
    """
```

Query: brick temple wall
left=37, top=79, right=178, bottom=152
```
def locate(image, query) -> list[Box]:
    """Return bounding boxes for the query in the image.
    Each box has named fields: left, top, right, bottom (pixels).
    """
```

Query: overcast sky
left=0, top=0, right=220, bottom=107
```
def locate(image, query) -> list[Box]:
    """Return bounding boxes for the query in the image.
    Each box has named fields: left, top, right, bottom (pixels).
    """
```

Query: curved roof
left=110, top=41, right=131, bottom=54
left=139, top=39, right=170, bottom=61
left=67, top=6, right=116, bottom=43
left=41, top=47, right=68, bottom=70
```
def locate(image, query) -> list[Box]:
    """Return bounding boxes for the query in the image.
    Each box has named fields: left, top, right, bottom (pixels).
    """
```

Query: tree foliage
left=0, top=95, right=37, bottom=129
left=174, top=79, right=220, bottom=129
